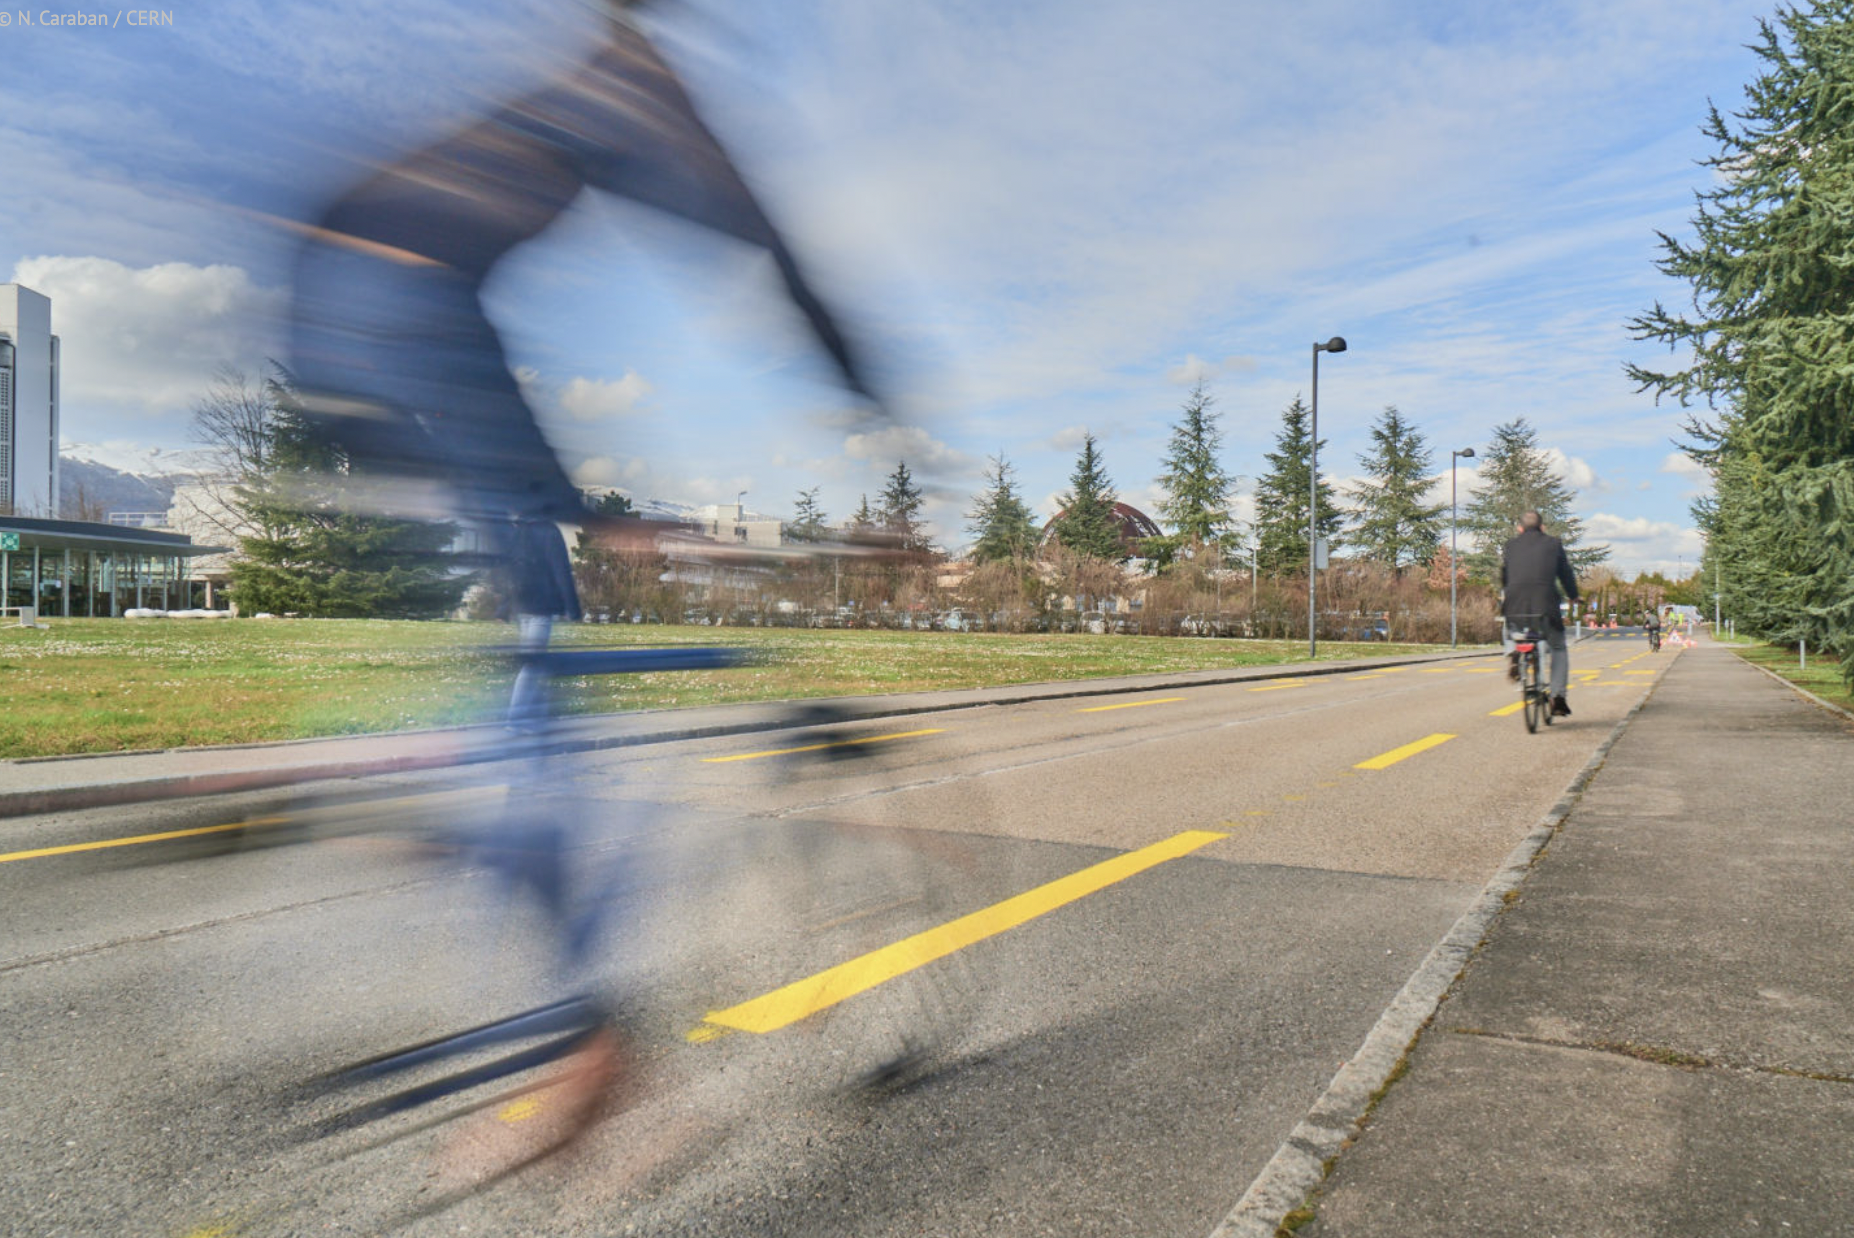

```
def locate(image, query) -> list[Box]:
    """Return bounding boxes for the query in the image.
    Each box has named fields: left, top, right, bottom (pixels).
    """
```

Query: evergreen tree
left=1047, top=432, right=1126, bottom=562
left=1459, top=418, right=1609, bottom=580
left=588, top=490, right=633, bottom=518
left=230, top=392, right=466, bottom=618
left=1629, top=0, right=1854, bottom=681
left=1148, top=382, right=1239, bottom=568
left=877, top=460, right=933, bottom=553
left=1349, top=405, right=1445, bottom=573
left=847, top=493, right=877, bottom=534
left=1251, top=395, right=1343, bottom=575
left=966, top=454, right=1040, bottom=563
left=786, top=486, right=828, bottom=543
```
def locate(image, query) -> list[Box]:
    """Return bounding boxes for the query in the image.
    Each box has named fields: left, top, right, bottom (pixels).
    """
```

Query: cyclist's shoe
left=1551, top=695, right=1571, bottom=717
left=1506, top=652, right=1521, bottom=682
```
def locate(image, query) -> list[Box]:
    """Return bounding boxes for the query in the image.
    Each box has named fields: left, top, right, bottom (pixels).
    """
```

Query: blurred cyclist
left=286, top=0, right=879, bottom=1163
left=1501, top=510, right=1580, bottom=717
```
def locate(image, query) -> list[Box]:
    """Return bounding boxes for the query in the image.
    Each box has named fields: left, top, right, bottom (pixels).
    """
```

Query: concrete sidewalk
left=0, top=645, right=1488, bottom=818
left=1291, top=639, right=1854, bottom=1235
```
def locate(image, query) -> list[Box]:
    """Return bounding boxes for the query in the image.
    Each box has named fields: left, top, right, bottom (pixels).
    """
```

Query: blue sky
left=0, top=0, right=1771, bottom=574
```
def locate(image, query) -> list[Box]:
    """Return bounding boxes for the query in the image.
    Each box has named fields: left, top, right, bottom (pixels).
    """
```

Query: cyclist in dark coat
left=1501, top=510, right=1580, bottom=716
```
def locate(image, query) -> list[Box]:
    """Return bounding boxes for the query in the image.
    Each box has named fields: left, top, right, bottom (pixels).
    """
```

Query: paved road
left=0, top=632, right=1672, bottom=1236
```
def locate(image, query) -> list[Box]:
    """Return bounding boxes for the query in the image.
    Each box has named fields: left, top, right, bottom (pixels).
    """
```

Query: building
left=0, top=514, right=221, bottom=617
left=0, top=284, right=60, bottom=517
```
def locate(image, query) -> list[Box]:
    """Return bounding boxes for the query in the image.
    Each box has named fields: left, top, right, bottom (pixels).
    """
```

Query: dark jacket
left=1501, top=528, right=1579, bottom=630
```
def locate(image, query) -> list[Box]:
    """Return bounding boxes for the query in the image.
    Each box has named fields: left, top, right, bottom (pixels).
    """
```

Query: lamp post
left=1309, top=336, right=1346, bottom=656
left=1449, top=447, right=1475, bottom=647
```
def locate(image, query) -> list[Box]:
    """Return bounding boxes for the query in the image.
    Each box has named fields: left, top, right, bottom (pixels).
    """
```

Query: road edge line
left=1205, top=660, right=1666, bottom=1238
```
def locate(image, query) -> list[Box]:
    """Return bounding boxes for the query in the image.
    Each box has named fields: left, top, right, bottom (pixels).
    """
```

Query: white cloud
left=559, top=372, right=653, bottom=422
left=1543, top=446, right=1604, bottom=493
left=1583, top=511, right=1704, bottom=572
left=1165, top=353, right=1259, bottom=385
left=1047, top=425, right=1094, bottom=452
left=11, top=255, right=283, bottom=412
left=1660, top=451, right=1707, bottom=479
left=843, top=423, right=975, bottom=475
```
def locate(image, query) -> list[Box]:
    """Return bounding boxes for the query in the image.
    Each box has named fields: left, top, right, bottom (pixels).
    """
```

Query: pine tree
left=1629, top=0, right=1854, bottom=680
left=1459, top=418, right=1609, bottom=580
left=847, top=493, right=877, bottom=534
left=1047, top=432, right=1125, bottom=563
left=1251, top=395, right=1343, bottom=575
left=1148, top=382, right=1238, bottom=568
left=230, top=391, right=466, bottom=618
left=966, top=454, right=1040, bottom=563
left=786, top=486, right=828, bottom=543
left=1349, top=405, right=1445, bottom=573
left=876, top=460, right=933, bottom=553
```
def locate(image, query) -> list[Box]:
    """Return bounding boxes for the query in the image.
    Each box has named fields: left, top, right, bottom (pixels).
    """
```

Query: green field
left=0, top=618, right=1442, bottom=759
left=1726, top=640, right=1854, bottom=715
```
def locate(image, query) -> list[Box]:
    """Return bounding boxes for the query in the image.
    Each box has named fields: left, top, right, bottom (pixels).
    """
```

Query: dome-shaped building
left=1041, top=501, right=1162, bottom=558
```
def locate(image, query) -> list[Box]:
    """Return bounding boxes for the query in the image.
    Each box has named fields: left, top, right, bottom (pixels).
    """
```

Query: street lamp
left=1309, top=336, right=1346, bottom=656
left=1450, top=447, right=1475, bottom=647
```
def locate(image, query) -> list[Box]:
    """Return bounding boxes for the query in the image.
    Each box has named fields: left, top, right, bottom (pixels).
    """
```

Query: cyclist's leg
left=1546, top=623, right=1570, bottom=699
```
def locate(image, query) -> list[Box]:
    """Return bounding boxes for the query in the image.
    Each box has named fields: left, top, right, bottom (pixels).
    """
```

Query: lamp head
left=1314, top=336, right=1347, bottom=354
left=1456, top=447, right=1476, bottom=459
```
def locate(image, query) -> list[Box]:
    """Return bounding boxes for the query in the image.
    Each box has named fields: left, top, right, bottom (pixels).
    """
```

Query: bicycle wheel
left=1521, top=650, right=1544, bottom=734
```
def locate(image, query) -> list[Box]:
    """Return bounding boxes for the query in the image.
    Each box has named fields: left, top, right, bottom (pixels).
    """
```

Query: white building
left=0, top=284, right=60, bottom=518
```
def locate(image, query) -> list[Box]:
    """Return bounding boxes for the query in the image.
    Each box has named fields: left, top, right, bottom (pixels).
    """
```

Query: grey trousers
left=1506, top=622, right=1569, bottom=698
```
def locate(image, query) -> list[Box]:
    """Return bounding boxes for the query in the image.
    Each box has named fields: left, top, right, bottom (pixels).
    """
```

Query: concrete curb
left=1735, top=655, right=1854, bottom=726
left=1205, top=653, right=1669, bottom=1238
left=1, top=648, right=1493, bottom=819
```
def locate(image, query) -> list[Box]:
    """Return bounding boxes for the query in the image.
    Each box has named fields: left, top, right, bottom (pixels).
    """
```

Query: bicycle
left=1647, top=626, right=1662, bottom=652
left=1508, top=620, right=1554, bottom=734
left=244, top=641, right=995, bottom=1229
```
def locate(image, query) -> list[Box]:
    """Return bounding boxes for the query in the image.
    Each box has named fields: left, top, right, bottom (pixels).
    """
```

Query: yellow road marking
left=1375, top=667, right=1409, bottom=674
left=703, top=729, right=946, bottom=763
left=0, top=816, right=289, bottom=864
left=1347, top=673, right=1386, bottom=680
left=1624, top=670, right=1656, bottom=675
left=497, top=1097, right=544, bottom=1124
left=1356, top=733, right=1457, bottom=769
left=1248, top=683, right=1304, bottom=692
left=1282, top=794, right=1307, bottom=802
left=1420, top=667, right=1455, bottom=674
left=691, top=829, right=1229, bottom=1037
left=1464, top=668, right=1498, bottom=674
left=1077, top=696, right=1187, bottom=713
left=1244, top=809, right=1270, bottom=816
left=1489, top=700, right=1526, bottom=717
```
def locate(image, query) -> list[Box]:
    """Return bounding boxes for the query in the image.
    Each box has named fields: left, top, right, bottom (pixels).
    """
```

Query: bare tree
left=180, top=364, right=287, bottom=543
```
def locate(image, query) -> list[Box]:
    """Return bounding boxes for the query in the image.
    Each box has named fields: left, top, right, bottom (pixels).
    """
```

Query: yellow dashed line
left=1077, top=696, right=1187, bottom=713
left=703, top=729, right=946, bottom=763
left=1356, top=733, right=1457, bottom=769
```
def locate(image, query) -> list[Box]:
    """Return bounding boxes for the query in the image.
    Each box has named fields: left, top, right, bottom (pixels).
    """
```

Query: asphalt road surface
left=0, top=632, right=1675, bottom=1237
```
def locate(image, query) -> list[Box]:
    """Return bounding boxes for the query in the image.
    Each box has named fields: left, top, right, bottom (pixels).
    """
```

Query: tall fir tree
left=786, top=486, right=828, bottom=543
left=1047, top=432, right=1126, bottom=562
left=966, top=454, right=1040, bottom=563
left=1459, top=418, right=1609, bottom=580
left=1628, top=0, right=1854, bottom=681
left=1349, top=405, right=1445, bottom=573
left=877, top=460, right=933, bottom=553
left=231, top=391, right=466, bottom=618
left=1251, top=395, right=1343, bottom=575
left=1147, top=382, right=1239, bottom=568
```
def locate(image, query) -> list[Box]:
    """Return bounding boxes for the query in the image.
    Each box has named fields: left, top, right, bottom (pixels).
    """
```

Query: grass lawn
left=1726, top=640, right=1854, bottom=715
left=0, top=618, right=1446, bottom=759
